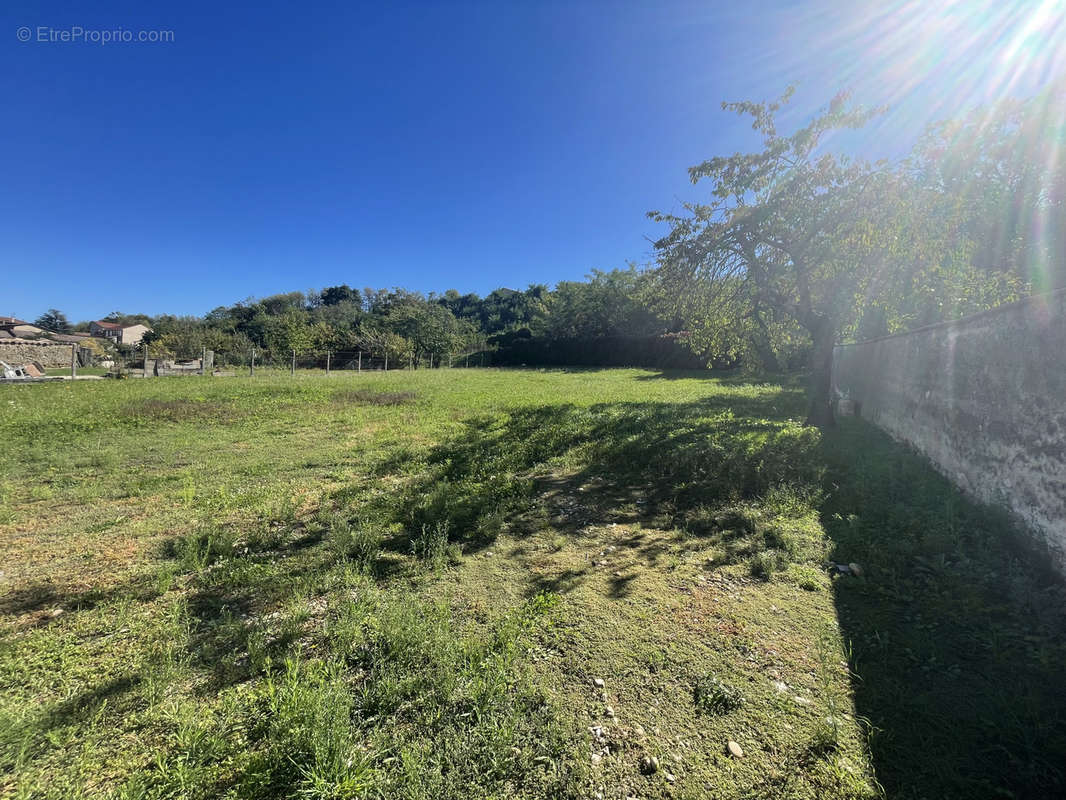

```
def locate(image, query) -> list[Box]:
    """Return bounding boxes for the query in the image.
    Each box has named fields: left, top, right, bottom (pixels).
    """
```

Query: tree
left=649, top=89, right=897, bottom=426
left=34, top=309, right=71, bottom=333
left=908, top=81, right=1066, bottom=292
left=549, top=267, right=661, bottom=339
left=319, top=284, right=358, bottom=306
left=385, top=302, right=464, bottom=363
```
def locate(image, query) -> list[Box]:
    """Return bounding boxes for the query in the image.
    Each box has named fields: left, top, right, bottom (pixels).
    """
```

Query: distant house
left=89, top=321, right=151, bottom=347
left=0, top=317, right=45, bottom=339
left=0, top=317, right=41, bottom=338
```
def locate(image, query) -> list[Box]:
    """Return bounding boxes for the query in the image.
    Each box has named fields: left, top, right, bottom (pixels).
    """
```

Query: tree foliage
left=649, top=88, right=1032, bottom=425
left=33, top=309, right=71, bottom=333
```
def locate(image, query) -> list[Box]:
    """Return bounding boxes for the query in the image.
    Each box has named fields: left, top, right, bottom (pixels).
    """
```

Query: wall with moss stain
left=833, top=289, right=1066, bottom=571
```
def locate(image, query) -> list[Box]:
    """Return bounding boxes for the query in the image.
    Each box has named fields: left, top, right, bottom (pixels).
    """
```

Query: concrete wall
left=833, top=289, right=1066, bottom=570
left=0, top=339, right=75, bottom=368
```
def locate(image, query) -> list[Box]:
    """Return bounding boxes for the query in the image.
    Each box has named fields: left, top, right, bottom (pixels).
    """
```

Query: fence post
left=200, top=346, right=206, bottom=376
left=326, top=351, right=331, bottom=374
left=250, top=348, right=255, bottom=377
left=291, top=350, right=296, bottom=376
left=144, top=348, right=150, bottom=378
left=357, top=350, right=362, bottom=372
left=384, top=351, right=388, bottom=371
left=70, top=344, right=77, bottom=379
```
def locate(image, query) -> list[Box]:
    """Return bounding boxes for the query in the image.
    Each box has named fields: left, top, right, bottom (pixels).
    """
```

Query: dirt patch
left=124, top=399, right=231, bottom=422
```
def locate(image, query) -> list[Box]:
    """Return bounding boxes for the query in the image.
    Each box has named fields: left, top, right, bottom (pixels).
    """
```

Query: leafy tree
left=549, top=267, right=661, bottom=339
left=386, top=302, right=464, bottom=362
left=265, top=310, right=315, bottom=354
left=908, top=81, right=1065, bottom=292
left=319, top=284, right=358, bottom=306
left=34, top=309, right=71, bottom=333
left=102, top=311, right=152, bottom=327
left=649, top=90, right=905, bottom=426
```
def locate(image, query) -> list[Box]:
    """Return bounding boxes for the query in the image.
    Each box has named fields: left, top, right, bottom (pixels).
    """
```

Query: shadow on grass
left=0, top=575, right=159, bottom=628
left=362, top=387, right=1066, bottom=798
left=369, top=385, right=817, bottom=574
left=821, top=420, right=1066, bottom=800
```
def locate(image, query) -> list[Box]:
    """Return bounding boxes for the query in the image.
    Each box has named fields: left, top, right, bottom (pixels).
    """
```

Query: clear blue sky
left=2, top=0, right=1060, bottom=322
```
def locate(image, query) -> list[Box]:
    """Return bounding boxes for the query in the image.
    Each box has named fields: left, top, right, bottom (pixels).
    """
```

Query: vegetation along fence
left=97, top=346, right=497, bottom=378
left=832, top=287, right=1066, bottom=572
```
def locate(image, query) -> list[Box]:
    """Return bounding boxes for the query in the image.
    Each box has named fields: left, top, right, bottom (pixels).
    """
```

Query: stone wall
left=0, top=339, right=76, bottom=368
left=833, top=289, right=1066, bottom=571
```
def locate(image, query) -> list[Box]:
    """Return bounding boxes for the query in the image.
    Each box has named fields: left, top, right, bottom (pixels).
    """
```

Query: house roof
left=0, top=317, right=27, bottom=326
left=92, top=320, right=124, bottom=330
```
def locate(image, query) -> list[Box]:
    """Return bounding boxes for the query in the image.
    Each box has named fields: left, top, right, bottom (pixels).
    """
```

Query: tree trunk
left=805, top=320, right=836, bottom=428
left=749, top=309, right=781, bottom=372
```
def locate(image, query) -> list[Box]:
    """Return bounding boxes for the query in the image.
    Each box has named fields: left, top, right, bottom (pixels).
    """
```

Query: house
left=0, top=317, right=23, bottom=339
left=1, top=323, right=45, bottom=339
left=0, top=317, right=43, bottom=338
left=89, top=321, right=151, bottom=347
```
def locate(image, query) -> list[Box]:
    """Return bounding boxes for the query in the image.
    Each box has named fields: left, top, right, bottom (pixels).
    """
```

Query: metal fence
left=95, top=346, right=495, bottom=378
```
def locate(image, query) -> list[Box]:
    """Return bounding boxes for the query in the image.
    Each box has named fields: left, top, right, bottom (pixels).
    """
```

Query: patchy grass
left=330, top=388, right=417, bottom=406
left=1, top=368, right=1063, bottom=799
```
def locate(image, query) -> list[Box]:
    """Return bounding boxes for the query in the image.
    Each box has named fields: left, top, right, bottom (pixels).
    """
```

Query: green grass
left=43, top=367, right=109, bottom=377
left=1, top=368, right=1063, bottom=799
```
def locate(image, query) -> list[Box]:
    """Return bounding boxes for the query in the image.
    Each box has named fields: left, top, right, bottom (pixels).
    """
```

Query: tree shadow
left=359, top=385, right=817, bottom=595
left=821, top=420, right=1066, bottom=799
left=0, top=575, right=159, bottom=630
left=373, top=386, right=805, bottom=554
left=2, top=675, right=143, bottom=765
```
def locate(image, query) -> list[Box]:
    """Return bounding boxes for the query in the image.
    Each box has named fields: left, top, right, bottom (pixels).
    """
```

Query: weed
left=324, top=512, right=382, bottom=569
left=171, top=526, right=235, bottom=572
left=749, top=548, right=786, bottom=579
left=411, top=520, right=450, bottom=568
left=787, top=563, right=823, bottom=591
left=693, top=673, right=744, bottom=714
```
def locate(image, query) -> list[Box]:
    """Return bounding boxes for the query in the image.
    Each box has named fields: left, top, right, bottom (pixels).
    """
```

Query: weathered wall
left=833, top=289, right=1066, bottom=570
left=0, top=339, right=75, bottom=368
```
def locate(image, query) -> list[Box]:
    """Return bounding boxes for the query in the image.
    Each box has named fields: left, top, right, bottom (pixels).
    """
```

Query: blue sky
left=2, top=0, right=1061, bottom=322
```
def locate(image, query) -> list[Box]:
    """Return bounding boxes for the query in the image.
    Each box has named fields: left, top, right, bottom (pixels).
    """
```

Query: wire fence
left=94, top=347, right=496, bottom=378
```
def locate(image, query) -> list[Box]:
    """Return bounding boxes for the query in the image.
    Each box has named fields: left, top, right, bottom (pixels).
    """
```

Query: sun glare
left=791, top=0, right=1066, bottom=138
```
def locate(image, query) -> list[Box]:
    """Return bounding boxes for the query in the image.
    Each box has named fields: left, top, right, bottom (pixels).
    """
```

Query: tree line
left=37, top=268, right=689, bottom=368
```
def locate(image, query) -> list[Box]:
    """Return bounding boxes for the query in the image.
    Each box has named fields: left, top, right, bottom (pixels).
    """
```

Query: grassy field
left=2, top=368, right=1064, bottom=799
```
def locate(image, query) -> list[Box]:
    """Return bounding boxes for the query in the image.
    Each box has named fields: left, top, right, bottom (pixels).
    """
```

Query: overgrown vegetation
left=2, top=369, right=1064, bottom=799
